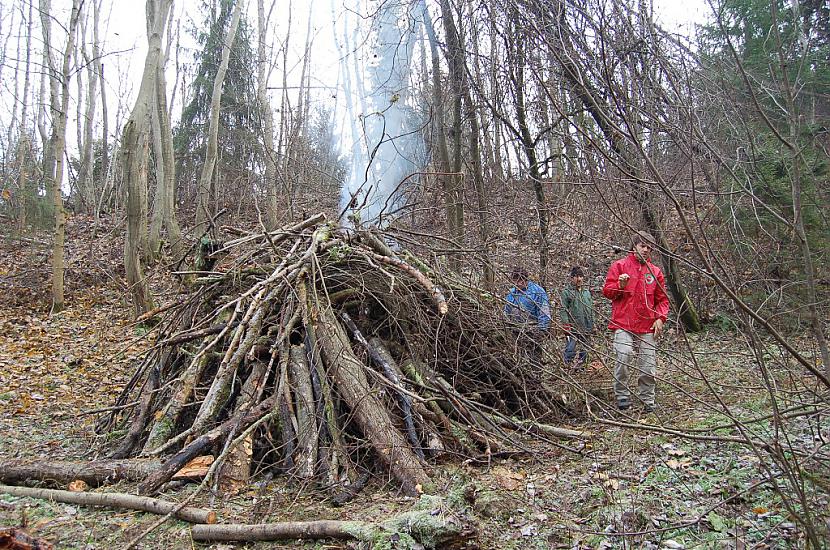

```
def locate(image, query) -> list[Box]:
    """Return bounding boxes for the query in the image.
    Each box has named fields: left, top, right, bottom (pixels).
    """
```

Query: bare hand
left=618, top=273, right=630, bottom=289
left=652, top=318, right=664, bottom=338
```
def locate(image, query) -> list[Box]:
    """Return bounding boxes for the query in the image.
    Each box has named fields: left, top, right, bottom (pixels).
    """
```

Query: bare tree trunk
left=79, top=27, right=98, bottom=214
left=422, top=6, right=461, bottom=270
left=37, top=44, right=54, bottom=225
left=195, top=0, right=245, bottom=233
left=121, top=0, right=174, bottom=317
left=158, top=63, right=182, bottom=259
left=40, top=0, right=82, bottom=314
left=149, top=10, right=181, bottom=261
left=93, top=0, right=108, bottom=225
left=463, top=90, right=495, bottom=287
left=257, top=0, right=279, bottom=229
left=14, top=0, right=34, bottom=233
left=439, top=0, right=466, bottom=266
left=512, top=36, right=549, bottom=282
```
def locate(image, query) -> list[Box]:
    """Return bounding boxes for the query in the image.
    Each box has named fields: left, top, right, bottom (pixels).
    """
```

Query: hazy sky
left=0, top=0, right=710, bottom=165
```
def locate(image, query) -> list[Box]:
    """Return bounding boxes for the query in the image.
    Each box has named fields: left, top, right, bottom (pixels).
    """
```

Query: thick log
left=339, top=314, right=419, bottom=451
left=314, top=304, right=431, bottom=496
left=139, top=395, right=277, bottom=495
left=289, top=344, right=318, bottom=479
left=0, top=485, right=216, bottom=524
left=0, top=459, right=159, bottom=487
left=191, top=495, right=469, bottom=547
left=191, top=519, right=364, bottom=542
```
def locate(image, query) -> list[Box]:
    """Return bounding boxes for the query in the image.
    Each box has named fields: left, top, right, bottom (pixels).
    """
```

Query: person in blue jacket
left=504, top=267, right=551, bottom=368
left=504, top=266, right=552, bottom=331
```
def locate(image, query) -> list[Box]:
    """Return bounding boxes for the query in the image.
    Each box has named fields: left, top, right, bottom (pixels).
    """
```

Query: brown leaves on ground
left=0, top=218, right=148, bottom=461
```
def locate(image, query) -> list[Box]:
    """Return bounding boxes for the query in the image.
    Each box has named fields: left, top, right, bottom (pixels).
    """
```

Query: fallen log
left=0, top=459, right=159, bottom=488
left=191, top=495, right=469, bottom=549
left=0, top=485, right=216, bottom=524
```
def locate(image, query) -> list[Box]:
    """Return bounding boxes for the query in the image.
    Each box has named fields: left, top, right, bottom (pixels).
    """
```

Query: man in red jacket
left=602, top=231, right=670, bottom=412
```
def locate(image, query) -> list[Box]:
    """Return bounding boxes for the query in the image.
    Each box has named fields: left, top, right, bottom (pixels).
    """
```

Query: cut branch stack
left=100, top=214, right=568, bottom=497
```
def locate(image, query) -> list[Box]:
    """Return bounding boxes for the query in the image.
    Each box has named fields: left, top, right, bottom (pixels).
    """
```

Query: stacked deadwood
left=99, top=213, right=567, bottom=498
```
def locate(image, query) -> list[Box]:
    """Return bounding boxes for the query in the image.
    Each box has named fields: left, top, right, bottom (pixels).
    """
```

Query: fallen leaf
left=493, top=466, right=525, bottom=491
left=67, top=480, right=88, bottom=492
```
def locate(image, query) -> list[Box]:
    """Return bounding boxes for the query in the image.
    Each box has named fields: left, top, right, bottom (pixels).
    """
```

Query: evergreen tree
left=175, top=0, right=262, bottom=201
left=698, top=0, right=829, bottom=270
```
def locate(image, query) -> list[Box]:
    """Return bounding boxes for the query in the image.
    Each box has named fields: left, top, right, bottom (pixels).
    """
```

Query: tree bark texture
left=121, top=0, right=173, bottom=317
left=0, top=459, right=159, bottom=487
left=0, top=485, right=216, bottom=524
left=313, top=304, right=431, bottom=497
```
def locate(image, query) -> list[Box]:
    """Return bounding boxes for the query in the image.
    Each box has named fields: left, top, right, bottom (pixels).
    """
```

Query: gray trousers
left=612, top=329, right=657, bottom=406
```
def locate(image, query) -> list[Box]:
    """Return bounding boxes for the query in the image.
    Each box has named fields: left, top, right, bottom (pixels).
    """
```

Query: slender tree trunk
left=195, top=0, right=245, bottom=233
left=512, top=36, right=549, bottom=282
left=78, top=13, right=98, bottom=215
left=439, top=0, right=466, bottom=262
left=422, top=6, right=460, bottom=269
left=148, top=10, right=180, bottom=261
left=257, top=0, right=279, bottom=229
left=15, top=0, right=34, bottom=233
left=93, top=0, right=108, bottom=222
left=37, top=19, right=55, bottom=226
left=40, top=0, right=82, bottom=314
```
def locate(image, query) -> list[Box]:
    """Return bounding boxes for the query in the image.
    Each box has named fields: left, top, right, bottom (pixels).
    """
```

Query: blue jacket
left=504, top=281, right=551, bottom=330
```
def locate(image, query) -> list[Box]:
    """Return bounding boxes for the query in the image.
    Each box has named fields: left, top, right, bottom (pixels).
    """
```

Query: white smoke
left=335, top=0, right=426, bottom=226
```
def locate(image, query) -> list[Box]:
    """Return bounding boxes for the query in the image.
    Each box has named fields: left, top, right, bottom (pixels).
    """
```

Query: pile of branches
left=100, top=213, right=569, bottom=498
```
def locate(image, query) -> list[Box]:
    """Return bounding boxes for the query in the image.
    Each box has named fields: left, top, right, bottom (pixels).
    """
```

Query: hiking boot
left=643, top=403, right=656, bottom=413
left=617, top=400, right=631, bottom=411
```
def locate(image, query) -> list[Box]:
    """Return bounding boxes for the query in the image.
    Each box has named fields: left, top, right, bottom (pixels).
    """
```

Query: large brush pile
left=100, top=214, right=568, bottom=498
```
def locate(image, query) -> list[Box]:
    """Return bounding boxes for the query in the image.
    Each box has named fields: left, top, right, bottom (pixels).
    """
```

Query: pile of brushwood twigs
left=98, top=213, right=573, bottom=499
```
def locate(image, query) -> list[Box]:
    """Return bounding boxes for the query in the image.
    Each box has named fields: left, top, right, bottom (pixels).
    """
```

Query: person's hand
left=652, top=318, right=664, bottom=338
left=618, top=273, right=630, bottom=289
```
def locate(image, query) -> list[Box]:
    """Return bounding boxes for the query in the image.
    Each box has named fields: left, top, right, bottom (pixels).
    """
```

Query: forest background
left=0, top=0, right=828, bottom=548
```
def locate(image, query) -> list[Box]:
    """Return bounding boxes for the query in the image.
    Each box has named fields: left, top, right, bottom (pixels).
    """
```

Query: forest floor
left=0, top=216, right=825, bottom=549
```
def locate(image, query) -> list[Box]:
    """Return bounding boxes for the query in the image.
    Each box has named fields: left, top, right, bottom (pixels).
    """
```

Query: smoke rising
left=337, top=0, right=426, bottom=226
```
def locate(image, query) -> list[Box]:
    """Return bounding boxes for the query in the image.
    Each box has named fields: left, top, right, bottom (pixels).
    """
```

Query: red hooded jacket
left=603, top=253, right=670, bottom=334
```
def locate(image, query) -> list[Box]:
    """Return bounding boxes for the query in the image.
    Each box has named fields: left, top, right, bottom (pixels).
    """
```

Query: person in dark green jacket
left=559, top=266, right=595, bottom=367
